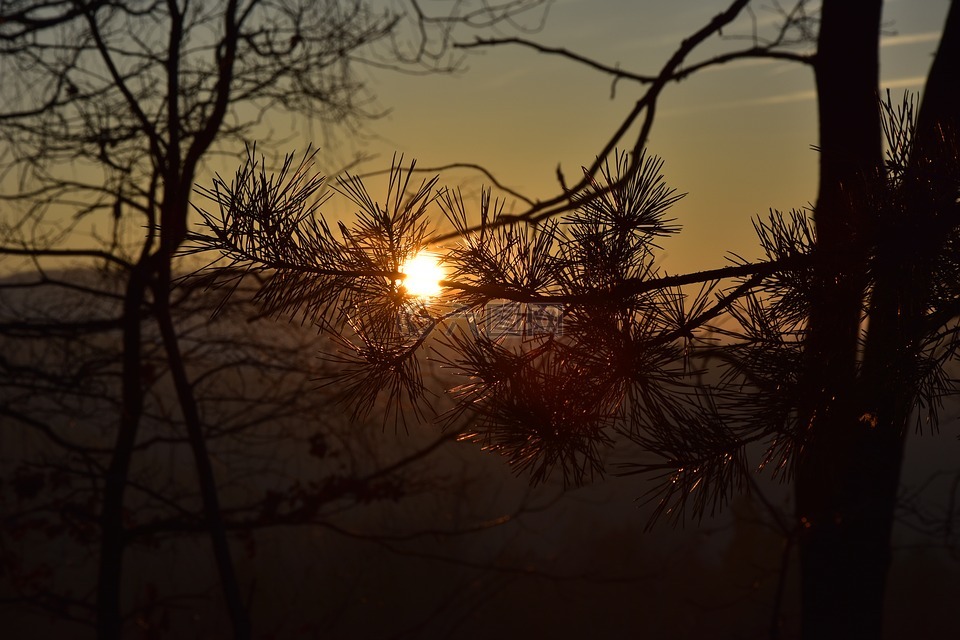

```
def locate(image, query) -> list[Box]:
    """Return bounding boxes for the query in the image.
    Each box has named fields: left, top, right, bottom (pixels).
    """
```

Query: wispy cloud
left=881, top=75, right=928, bottom=90
left=661, top=90, right=814, bottom=117
left=663, top=74, right=927, bottom=117
left=740, top=89, right=817, bottom=107
left=880, top=31, right=941, bottom=48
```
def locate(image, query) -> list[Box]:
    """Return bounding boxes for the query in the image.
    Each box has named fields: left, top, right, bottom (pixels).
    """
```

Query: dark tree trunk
left=153, top=258, right=252, bottom=640
left=796, top=2, right=960, bottom=638
left=96, top=259, right=152, bottom=640
left=795, top=1, right=887, bottom=638
left=911, top=0, right=960, bottom=166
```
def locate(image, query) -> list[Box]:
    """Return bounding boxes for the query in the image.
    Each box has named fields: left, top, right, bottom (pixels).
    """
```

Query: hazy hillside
left=1, top=267, right=958, bottom=639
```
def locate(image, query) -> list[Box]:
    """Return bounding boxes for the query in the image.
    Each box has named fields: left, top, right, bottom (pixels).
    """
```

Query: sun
left=399, top=252, right=446, bottom=298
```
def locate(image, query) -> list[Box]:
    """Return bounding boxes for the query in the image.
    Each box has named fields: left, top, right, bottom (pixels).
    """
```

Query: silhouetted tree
left=188, top=1, right=960, bottom=638
left=0, top=1, right=550, bottom=638
left=1, top=267, right=514, bottom=636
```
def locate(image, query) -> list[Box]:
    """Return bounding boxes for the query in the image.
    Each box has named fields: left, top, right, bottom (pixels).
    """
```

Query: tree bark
left=911, top=0, right=960, bottom=168
left=797, top=2, right=960, bottom=638
left=795, top=1, right=886, bottom=638
left=153, top=266, right=252, bottom=640
left=96, top=259, right=151, bottom=640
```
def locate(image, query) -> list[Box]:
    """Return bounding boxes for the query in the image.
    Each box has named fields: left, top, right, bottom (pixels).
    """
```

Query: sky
left=336, top=0, right=953, bottom=274
left=0, top=0, right=949, bottom=278
left=3, top=5, right=958, bottom=633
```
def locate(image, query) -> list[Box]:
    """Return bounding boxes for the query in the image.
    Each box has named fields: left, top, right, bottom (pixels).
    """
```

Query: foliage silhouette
left=189, top=2, right=960, bottom=638
left=0, top=1, right=551, bottom=638
left=190, top=146, right=803, bottom=509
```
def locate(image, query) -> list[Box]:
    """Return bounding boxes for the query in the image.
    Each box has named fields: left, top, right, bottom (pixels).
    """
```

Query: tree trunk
left=153, top=263, right=252, bottom=640
left=796, top=2, right=960, bottom=637
left=794, top=1, right=887, bottom=637
left=97, top=259, right=151, bottom=640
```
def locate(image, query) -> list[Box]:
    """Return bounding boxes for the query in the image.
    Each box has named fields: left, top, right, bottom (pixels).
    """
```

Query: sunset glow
left=399, top=252, right=445, bottom=298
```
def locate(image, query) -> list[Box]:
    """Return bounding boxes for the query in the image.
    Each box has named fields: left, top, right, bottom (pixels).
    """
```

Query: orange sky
left=0, top=1, right=949, bottom=278
left=334, top=0, right=951, bottom=274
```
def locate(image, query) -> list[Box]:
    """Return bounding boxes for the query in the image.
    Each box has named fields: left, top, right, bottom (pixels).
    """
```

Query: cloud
left=663, top=74, right=927, bottom=117
left=880, top=31, right=941, bottom=48
left=881, top=75, right=928, bottom=90
left=662, top=88, right=815, bottom=116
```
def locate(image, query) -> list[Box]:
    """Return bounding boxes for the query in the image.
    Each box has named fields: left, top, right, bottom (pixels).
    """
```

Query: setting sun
left=399, top=252, right=445, bottom=298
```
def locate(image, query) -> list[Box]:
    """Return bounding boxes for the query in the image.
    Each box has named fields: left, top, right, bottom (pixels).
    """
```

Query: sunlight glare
left=399, top=252, right=445, bottom=298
